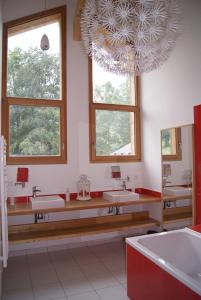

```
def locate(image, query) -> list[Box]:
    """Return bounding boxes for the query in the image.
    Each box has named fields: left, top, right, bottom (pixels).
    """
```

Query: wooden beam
left=73, top=0, right=85, bottom=41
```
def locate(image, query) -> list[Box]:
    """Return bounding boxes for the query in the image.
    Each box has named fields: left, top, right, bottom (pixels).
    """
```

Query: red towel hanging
left=17, top=168, right=29, bottom=183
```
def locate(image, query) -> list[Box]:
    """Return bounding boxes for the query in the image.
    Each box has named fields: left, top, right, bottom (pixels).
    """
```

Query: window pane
left=9, top=105, right=60, bottom=156
left=7, top=18, right=61, bottom=100
left=95, top=110, right=135, bottom=156
left=92, top=61, right=135, bottom=105
left=162, top=128, right=177, bottom=155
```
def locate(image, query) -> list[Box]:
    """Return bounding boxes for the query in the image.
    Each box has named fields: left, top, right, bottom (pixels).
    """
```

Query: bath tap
left=122, top=180, right=127, bottom=191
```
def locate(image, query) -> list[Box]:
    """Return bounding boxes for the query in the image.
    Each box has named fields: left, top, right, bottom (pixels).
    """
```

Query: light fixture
left=40, top=34, right=50, bottom=51
left=40, top=0, right=50, bottom=51
left=81, top=0, right=182, bottom=75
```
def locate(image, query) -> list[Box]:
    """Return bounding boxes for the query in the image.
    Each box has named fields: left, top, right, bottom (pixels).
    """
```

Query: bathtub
left=126, top=228, right=201, bottom=300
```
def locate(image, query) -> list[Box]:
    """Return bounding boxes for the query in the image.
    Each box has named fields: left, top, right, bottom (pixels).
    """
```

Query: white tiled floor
left=2, top=241, right=129, bottom=300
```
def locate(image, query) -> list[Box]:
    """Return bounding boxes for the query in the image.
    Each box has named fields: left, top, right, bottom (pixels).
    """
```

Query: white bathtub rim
left=126, top=228, right=201, bottom=296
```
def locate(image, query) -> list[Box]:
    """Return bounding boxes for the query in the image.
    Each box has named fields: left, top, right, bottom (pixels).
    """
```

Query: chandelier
left=81, top=0, right=182, bottom=75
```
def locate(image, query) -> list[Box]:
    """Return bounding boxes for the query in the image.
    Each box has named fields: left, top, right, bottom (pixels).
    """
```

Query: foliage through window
left=89, top=60, right=141, bottom=162
left=2, top=6, right=67, bottom=164
left=161, top=127, right=182, bottom=161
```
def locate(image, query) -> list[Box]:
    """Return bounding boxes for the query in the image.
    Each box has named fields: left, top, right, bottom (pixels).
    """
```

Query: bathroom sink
left=30, top=195, right=65, bottom=209
left=163, top=186, right=192, bottom=196
left=103, top=190, right=139, bottom=202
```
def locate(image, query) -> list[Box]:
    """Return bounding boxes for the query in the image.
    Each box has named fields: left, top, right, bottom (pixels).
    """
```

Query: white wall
left=141, top=0, right=201, bottom=192
left=3, top=0, right=143, bottom=197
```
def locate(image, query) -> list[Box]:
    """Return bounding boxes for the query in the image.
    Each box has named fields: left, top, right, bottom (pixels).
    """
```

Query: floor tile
left=27, top=253, right=50, bottom=267
left=111, top=269, right=127, bottom=284
left=52, top=258, right=77, bottom=269
left=30, top=265, right=59, bottom=286
left=55, top=265, right=84, bottom=281
left=74, top=255, right=100, bottom=266
left=102, top=256, right=126, bottom=272
left=8, top=255, right=27, bottom=265
left=3, top=264, right=29, bottom=278
left=72, top=249, right=100, bottom=266
left=49, top=249, right=74, bottom=262
left=33, top=282, right=65, bottom=300
left=80, top=261, right=109, bottom=276
left=61, top=275, right=93, bottom=296
left=3, top=241, right=129, bottom=300
left=68, top=291, right=100, bottom=300
left=2, top=288, right=34, bottom=300
left=3, top=272, right=32, bottom=291
left=96, top=284, right=129, bottom=300
left=94, top=250, right=119, bottom=260
left=87, top=272, right=119, bottom=290
left=70, top=247, right=90, bottom=256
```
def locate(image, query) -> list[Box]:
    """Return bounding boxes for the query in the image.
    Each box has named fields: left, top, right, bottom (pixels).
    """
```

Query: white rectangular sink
left=163, top=186, right=192, bottom=196
left=30, top=195, right=65, bottom=209
left=103, top=190, right=139, bottom=202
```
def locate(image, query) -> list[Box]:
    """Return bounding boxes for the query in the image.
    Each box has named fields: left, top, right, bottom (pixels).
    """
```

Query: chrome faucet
left=121, top=176, right=130, bottom=191
left=162, top=177, right=171, bottom=188
left=32, top=186, right=41, bottom=198
left=122, top=180, right=127, bottom=191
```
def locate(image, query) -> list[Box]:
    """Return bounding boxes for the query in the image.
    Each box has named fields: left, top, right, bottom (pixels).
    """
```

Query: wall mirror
left=161, top=124, right=194, bottom=228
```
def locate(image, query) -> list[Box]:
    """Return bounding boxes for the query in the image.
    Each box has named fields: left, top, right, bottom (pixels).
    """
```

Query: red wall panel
left=194, top=105, right=201, bottom=224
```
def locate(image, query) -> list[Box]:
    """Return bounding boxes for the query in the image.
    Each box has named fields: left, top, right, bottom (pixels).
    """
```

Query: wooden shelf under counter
left=8, top=211, right=160, bottom=244
left=163, top=205, right=192, bottom=224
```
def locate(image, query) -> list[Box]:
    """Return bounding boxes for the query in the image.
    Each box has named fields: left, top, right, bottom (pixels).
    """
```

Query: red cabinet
left=127, top=244, right=201, bottom=300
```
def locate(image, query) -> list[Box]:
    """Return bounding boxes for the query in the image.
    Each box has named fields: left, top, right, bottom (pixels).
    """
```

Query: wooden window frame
left=162, top=127, right=182, bottom=161
left=1, top=6, right=67, bottom=165
left=89, top=59, right=141, bottom=163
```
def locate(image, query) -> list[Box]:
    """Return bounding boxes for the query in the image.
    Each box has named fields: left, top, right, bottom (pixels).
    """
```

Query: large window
left=89, top=60, right=141, bottom=162
left=2, top=6, right=67, bottom=164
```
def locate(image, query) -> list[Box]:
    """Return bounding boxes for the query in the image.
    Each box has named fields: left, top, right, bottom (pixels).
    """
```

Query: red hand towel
left=17, top=168, right=29, bottom=182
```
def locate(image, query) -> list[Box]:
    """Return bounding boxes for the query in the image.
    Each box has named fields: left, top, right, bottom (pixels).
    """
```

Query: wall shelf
left=163, top=205, right=192, bottom=224
left=8, top=211, right=160, bottom=244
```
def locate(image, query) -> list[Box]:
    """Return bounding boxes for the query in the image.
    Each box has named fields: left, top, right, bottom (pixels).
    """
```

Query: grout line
left=25, top=253, right=36, bottom=300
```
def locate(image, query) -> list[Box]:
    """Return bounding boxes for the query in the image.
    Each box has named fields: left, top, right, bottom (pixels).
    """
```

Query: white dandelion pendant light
left=40, top=0, right=50, bottom=51
left=81, top=0, right=182, bottom=75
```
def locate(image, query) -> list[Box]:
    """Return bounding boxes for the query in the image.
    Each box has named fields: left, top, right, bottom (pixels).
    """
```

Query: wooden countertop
left=162, top=194, right=192, bottom=202
left=8, top=194, right=162, bottom=216
left=7, top=193, right=192, bottom=216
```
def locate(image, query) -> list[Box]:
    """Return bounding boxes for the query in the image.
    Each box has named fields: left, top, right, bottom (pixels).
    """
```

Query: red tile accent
left=135, top=188, right=161, bottom=197
left=8, top=196, right=29, bottom=204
